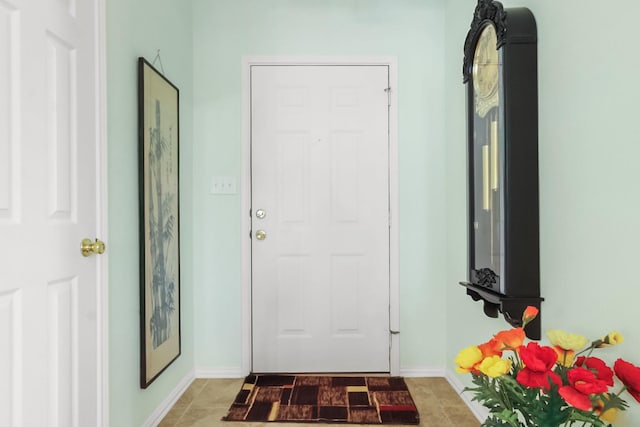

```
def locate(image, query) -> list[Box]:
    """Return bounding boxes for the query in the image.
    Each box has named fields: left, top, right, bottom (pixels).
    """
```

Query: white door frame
left=240, top=56, right=399, bottom=375
left=97, top=0, right=109, bottom=424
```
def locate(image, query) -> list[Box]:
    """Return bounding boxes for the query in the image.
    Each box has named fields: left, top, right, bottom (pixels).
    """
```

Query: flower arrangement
left=455, top=307, right=640, bottom=426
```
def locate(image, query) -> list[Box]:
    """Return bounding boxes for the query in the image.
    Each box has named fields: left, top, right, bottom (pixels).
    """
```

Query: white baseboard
left=444, top=369, right=488, bottom=423
left=142, top=369, right=196, bottom=427
left=399, top=366, right=446, bottom=377
left=194, top=367, right=245, bottom=378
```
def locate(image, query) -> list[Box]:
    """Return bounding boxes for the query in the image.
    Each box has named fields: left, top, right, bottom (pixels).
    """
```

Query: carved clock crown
left=462, top=0, right=507, bottom=83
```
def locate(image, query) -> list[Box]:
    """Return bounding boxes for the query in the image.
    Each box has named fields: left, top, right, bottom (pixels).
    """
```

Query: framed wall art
left=138, top=57, right=181, bottom=388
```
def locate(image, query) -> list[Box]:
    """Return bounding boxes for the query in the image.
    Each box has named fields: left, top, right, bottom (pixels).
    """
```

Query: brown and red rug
left=222, top=375, right=419, bottom=424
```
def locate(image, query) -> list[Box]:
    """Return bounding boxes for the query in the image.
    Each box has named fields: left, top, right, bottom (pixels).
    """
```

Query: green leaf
left=531, top=384, right=570, bottom=427
left=599, top=391, right=630, bottom=413
left=482, top=414, right=518, bottom=427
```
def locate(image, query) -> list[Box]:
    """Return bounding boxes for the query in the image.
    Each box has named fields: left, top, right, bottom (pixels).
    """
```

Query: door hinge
left=390, top=330, right=400, bottom=335
left=384, top=87, right=391, bottom=106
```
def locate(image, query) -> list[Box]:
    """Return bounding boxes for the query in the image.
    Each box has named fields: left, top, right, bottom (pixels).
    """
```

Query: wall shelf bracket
left=460, top=282, right=543, bottom=340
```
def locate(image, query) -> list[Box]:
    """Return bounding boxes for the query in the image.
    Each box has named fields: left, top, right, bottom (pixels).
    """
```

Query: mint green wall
left=191, top=0, right=448, bottom=370
left=445, top=1, right=640, bottom=424
left=107, top=0, right=194, bottom=426
left=104, top=0, right=640, bottom=424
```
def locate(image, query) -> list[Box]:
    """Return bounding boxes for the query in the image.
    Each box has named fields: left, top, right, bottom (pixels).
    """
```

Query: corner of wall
left=140, top=369, right=196, bottom=427
left=444, top=369, right=488, bottom=423
left=194, top=367, right=245, bottom=379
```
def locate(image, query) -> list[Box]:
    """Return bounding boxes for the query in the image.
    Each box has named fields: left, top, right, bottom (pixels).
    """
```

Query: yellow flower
left=600, top=408, right=618, bottom=423
left=598, top=331, right=624, bottom=347
left=478, top=356, right=512, bottom=378
left=551, top=345, right=575, bottom=367
left=454, top=346, right=483, bottom=373
left=546, top=329, right=588, bottom=351
left=595, top=400, right=619, bottom=423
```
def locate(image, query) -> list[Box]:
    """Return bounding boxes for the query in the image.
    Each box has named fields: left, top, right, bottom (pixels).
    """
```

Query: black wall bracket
left=460, top=282, right=543, bottom=340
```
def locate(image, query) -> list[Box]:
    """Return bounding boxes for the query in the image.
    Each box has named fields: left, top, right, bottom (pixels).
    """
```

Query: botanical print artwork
left=139, top=57, right=180, bottom=388
left=147, top=99, right=178, bottom=349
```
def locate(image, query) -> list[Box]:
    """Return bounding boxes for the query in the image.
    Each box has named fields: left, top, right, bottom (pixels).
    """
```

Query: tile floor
left=158, top=377, right=480, bottom=427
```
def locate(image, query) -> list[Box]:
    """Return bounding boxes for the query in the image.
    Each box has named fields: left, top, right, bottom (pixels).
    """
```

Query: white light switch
left=211, top=176, right=237, bottom=194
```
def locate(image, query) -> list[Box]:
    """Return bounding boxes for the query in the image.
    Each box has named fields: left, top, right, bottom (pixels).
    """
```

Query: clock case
left=460, top=0, right=543, bottom=339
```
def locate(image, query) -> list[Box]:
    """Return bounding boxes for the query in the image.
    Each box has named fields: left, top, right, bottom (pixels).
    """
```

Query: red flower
left=614, top=359, right=640, bottom=403
left=575, top=356, right=614, bottom=386
left=567, top=367, right=609, bottom=395
left=559, top=367, right=608, bottom=410
left=516, top=342, right=562, bottom=391
left=559, top=385, right=593, bottom=411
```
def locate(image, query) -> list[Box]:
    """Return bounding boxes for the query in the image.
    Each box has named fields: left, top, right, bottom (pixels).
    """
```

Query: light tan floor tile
left=159, top=377, right=480, bottom=426
left=191, top=379, right=245, bottom=408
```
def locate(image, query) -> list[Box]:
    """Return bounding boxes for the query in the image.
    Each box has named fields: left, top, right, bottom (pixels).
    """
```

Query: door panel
left=0, top=0, right=102, bottom=425
left=0, top=0, right=18, bottom=222
left=251, top=65, right=390, bottom=373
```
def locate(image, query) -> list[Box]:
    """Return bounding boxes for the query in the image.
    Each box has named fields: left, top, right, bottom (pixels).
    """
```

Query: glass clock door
left=471, top=39, right=505, bottom=294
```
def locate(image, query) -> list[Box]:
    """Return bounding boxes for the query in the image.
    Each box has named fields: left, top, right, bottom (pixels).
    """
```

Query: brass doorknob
left=255, top=230, right=267, bottom=241
left=81, top=238, right=106, bottom=257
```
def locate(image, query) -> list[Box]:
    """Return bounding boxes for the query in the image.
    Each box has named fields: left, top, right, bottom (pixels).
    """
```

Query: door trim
left=240, top=56, right=399, bottom=375
left=96, top=0, right=109, bottom=424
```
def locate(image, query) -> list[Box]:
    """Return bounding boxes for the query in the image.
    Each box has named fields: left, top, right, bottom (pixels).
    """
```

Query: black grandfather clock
left=459, top=0, right=543, bottom=339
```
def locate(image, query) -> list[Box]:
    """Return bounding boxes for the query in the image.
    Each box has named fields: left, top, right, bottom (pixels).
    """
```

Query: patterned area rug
left=222, top=375, right=420, bottom=424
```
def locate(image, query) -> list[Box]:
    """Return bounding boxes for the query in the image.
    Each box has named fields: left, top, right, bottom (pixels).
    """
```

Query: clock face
left=472, top=24, right=499, bottom=100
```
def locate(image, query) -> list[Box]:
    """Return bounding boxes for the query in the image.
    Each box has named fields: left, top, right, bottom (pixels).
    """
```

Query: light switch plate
left=211, top=176, right=237, bottom=194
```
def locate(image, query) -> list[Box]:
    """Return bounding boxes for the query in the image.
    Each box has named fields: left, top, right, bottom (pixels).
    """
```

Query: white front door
left=251, top=65, right=390, bottom=373
left=0, top=0, right=104, bottom=426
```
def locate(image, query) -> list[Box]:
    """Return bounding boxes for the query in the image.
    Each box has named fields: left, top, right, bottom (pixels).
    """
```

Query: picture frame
left=138, top=57, right=181, bottom=388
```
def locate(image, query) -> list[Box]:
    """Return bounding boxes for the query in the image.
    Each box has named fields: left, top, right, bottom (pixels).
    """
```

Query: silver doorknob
left=255, top=230, right=267, bottom=241
left=256, top=209, right=266, bottom=219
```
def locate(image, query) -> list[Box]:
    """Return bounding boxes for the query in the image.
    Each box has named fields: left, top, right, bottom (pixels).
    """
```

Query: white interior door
left=251, top=65, right=390, bottom=373
left=0, top=0, right=104, bottom=426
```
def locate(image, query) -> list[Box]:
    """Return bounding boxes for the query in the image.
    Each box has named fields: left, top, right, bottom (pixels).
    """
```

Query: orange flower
left=478, top=338, right=503, bottom=358
left=493, top=327, right=526, bottom=351
left=522, top=306, right=539, bottom=326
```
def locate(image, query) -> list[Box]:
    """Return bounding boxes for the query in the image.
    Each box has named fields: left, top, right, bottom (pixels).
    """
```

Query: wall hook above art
left=151, top=49, right=166, bottom=75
